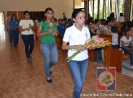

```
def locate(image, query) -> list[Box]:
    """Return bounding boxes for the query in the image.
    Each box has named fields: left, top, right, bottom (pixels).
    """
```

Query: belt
left=11, top=28, right=18, bottom=30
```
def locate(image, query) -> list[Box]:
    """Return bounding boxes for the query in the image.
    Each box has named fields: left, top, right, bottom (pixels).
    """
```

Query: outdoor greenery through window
left=88, top=0, right=125, bottom=20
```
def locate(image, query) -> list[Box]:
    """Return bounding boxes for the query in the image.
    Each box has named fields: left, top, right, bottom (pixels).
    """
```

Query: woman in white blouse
left=62, top=9, right=90, bottom=98
left=19, top=11, right=34, bottom=62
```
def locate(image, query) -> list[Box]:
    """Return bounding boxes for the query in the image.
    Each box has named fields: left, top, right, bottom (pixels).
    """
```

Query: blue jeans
left=112, top=45, right=119, bottom=49
left=121, top=47, right=133, bottom=65
left=22, top=35, right=34, bottom=58
left=40, top=42, right=58, bottom=77
left=10, top=29, right=19, bottom=47
left=68, top=59, right=89, bottom=98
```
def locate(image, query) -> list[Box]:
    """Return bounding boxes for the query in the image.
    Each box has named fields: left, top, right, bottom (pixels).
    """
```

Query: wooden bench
left=88, top=50, right=95, bottom=62
left=104, top=34, right=130, bottom=73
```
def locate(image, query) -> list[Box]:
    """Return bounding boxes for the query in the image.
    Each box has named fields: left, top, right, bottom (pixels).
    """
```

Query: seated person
left=87, top=20, right=95, bottom=38
left=120, top=29, right=133, bottom=68
left=103, top=18, right=113, bottom=34
left=111, top=26, right=119, bottom=49
left=94, top=29, right=102, bottom=62
left=94, top=19, right=100, bottom=29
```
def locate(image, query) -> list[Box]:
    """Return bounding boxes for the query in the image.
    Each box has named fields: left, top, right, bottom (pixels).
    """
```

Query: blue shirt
left=57, top=24, right=65, bottom=35
left=9, top=20, right=19, bottom=29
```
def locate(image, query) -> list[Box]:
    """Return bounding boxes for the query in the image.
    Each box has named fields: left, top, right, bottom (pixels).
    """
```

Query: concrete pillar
left=124, top=0, right=131, bottom=21
left=84, top=0, right=88, bottom=20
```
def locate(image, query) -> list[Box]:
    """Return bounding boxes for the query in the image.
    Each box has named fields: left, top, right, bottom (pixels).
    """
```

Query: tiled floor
left=0, top=28, right=133, bottom=98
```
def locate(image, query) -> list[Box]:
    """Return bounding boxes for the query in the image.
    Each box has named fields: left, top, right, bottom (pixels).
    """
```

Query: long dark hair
left=11, top=14, right=17, bottom=20
left=43, top=7, right=54, bottom=22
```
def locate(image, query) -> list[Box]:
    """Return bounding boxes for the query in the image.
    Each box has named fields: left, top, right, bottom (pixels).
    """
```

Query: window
left=130, top=0, right=133, bottom=20
left=87, top=0, right=126, bottom=20
left=93, top=0, right=98, bottom=19
left=99, top=0, right=104, bottom=19
left=89, top=0, right=93, bottom=17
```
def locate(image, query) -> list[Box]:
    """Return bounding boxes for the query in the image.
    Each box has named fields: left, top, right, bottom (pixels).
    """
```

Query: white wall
left=0, top=0, right=73, bottom=19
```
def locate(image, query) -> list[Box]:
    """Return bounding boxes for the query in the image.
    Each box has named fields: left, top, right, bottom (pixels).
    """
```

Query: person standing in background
left=63, top=17, right=68, bottom=30
left=57, top=19, right=65, bottom=47
left=118, top=13, right=125, bottom=23
left=5, top=14, right=11, bottom=32
left=19, top=11, right=34, bottom=62
left=9, top=14, right=19, bottom=47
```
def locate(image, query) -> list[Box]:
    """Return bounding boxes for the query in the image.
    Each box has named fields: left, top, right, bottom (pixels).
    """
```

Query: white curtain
left=115, top=0, right=119, bottom=21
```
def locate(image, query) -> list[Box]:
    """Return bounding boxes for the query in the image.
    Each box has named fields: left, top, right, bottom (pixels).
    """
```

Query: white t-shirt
left=19, top=19, right=34, bottom=35
left=118, top=16, right=125, bottom=23
left=120, top=36, right=132, bottom=47
left=103, top=26, right=111, bottom=33
left=111, top=33, right=118, bottom=45
left=63, top=24, right=90, bottom=61
left=94, top=25, right=100, bottom=29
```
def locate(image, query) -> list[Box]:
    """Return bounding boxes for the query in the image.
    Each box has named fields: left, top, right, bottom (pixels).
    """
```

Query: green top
left=40, top=21, right=57, bottom=43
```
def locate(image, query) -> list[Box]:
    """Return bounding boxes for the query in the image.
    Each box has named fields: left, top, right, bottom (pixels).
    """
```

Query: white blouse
left=63, top=24, right=90, bottom=61
left=19, top=19, right=34, bottom=35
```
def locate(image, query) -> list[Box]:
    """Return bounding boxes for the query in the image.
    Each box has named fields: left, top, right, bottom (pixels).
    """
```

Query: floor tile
left=24, top=77, right=49, bottom=90
left=0, top=86, right=6, bottom=97
left=5, top=91, right=34, bottom=98
left=2, top=81, right=28, bottom=95
left=30, top=85, right=60, bottom=98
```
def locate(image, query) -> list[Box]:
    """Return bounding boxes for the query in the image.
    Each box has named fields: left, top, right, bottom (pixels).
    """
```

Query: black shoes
left=47, top=71, right=52, bottom=83
left=47, top=77, right=52, bottom=83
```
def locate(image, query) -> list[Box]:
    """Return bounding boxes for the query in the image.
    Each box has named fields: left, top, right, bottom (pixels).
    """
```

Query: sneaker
left=47, top=77, right=52, bottom=83
left=131, top=65, right=133, bottom=69
left=29, top=54, right=32, bottom=59
left=27, top=58, right=31, bottom=62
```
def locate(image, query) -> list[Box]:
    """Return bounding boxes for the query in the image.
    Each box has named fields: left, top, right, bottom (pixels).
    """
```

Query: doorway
left=0, top=12, right=5, bottom=31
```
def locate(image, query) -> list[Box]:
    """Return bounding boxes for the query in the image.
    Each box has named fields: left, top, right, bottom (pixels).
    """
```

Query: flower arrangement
left=67, top=36, right=112, bottom=62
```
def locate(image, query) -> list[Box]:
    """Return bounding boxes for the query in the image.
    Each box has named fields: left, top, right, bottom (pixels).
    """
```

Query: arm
left=62, top=41, right=75, bottom=50
left=19, top=26, right=30, bottom=32
left=52, top=29, right=59, bottom=36
left=37, top=25, right=52, bottom=37
left=29, top=20, right=34, bottom=29
left=62, top=41, right=84, bottom=51
left=57, top=30, right=63, bottom=36
left=19, top=20, right=30, bottom=32
left=121, top=41, right=133, bottom=50
left=129, top=41, right=133, bottom=48
left=62, top=29, right=85, bottom=51
left=8, top=21, right=11, bottom=29
left=52, top=23, right=59, bottom=36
